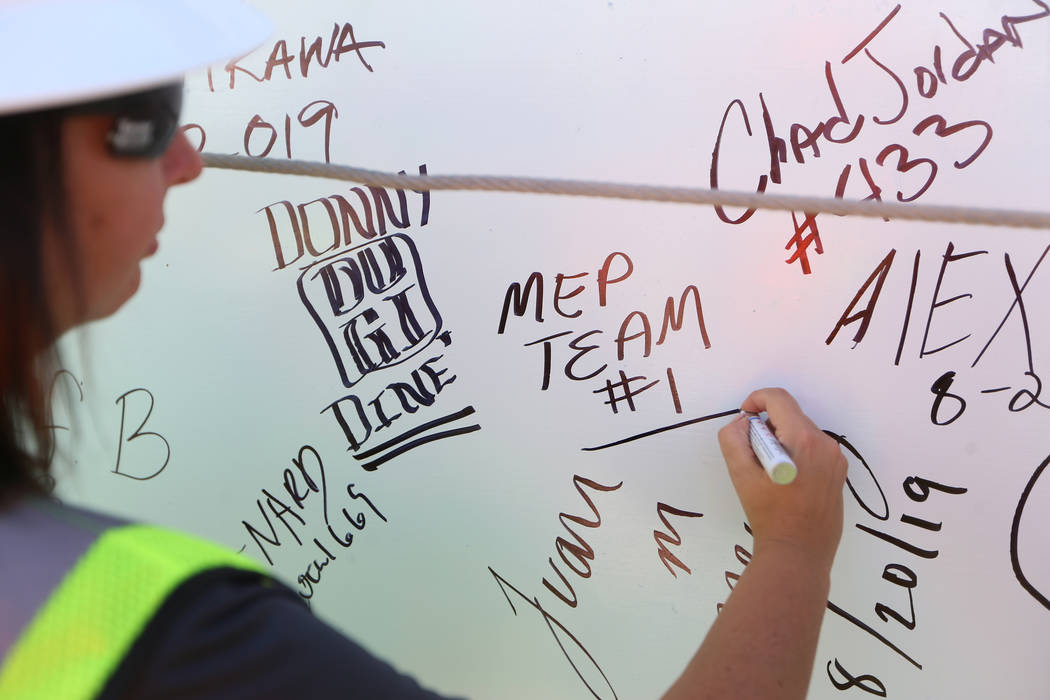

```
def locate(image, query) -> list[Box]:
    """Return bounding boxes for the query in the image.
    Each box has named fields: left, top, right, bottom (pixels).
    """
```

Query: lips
left=145, top=219, right=163, bottom=256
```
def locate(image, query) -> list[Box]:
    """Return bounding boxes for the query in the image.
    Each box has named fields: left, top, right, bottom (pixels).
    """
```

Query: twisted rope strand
left=201, top=153, right=1050, bottom=230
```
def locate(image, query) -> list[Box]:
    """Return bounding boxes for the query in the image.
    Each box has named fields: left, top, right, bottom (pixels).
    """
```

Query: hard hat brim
left=0, top=0, right=271, bottom=116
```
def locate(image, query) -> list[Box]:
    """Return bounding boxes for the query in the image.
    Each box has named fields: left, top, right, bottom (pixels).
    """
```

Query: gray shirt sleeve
left=100, top=567, right=462, bottom=700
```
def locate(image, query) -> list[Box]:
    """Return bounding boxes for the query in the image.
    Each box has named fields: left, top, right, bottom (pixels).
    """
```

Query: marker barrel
left=746, top=415, right=797, bottom=485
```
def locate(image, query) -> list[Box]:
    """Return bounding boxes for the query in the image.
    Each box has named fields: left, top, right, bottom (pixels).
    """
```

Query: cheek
left=74, top=195, right=154, bottom=317
left=60, top=116, right=168, bottom=322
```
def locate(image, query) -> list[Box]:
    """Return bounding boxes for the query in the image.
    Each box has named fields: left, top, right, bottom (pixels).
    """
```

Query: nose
left=162, top=128, right=204, bottom=186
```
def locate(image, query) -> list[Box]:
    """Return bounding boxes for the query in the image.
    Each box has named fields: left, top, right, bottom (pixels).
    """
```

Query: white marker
left=744, top=412, right=797, bottom=485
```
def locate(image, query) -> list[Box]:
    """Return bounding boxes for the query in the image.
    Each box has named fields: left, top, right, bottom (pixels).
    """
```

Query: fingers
left=740, top=387, right=801, bottom=421
left=740, top=388, right=818, bottom=444
left=717, top=414, right=751, bottom=467
left=722, top=388, right=847, bottom=570
left=717, top=413, right=765, bottom=490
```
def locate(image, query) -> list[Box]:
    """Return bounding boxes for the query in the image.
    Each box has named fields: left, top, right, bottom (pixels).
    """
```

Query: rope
left=201, top=153, right=1050, bottom=230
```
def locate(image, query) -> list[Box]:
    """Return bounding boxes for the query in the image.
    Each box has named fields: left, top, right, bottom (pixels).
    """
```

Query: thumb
left=718, top=414, right=765, bottom=489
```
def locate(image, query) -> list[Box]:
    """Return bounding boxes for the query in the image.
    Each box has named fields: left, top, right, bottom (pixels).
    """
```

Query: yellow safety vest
left=0, top=505, right=263, bottom=700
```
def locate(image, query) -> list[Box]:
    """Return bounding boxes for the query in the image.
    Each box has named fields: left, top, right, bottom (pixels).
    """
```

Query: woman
left=1, top=2, right=457, bottom=698
left=0, top=1, right=847, bottom=698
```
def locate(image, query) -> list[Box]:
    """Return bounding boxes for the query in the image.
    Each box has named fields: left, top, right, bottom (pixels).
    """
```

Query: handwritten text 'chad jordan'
left=710, top=1, right=1048, bottom=275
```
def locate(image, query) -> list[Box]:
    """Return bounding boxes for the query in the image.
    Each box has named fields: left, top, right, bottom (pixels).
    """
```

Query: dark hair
left=0, top=109, right=73, bottom=502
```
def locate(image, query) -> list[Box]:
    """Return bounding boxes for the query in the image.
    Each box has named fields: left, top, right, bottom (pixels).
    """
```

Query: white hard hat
left=0, top=0, right=271, bottom=116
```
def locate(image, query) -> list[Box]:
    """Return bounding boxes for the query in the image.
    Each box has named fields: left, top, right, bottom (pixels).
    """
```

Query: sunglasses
left=66, top=81, right=184, bottom=159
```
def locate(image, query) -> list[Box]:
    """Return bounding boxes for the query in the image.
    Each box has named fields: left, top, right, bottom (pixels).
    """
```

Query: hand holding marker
left=717, top=388, right=847, bottom=566
left=689, top=391, right=846, bottom=700
left=744, top=411, right=797, bottom=485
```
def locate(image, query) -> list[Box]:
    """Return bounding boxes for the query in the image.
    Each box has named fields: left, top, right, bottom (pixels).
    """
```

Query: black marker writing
left=1011, top=453, right=1050, bottom=611
left=208, top=21, right=385, bottom=92
left=265, top=166, right=429, bottom=272
left=541, top=475, right=623, bottom=608
left=488, top=567, right=618, bottom=699
left=653, top=502, right=703, bottom=577
left=112, top=388, right=170, bottom=481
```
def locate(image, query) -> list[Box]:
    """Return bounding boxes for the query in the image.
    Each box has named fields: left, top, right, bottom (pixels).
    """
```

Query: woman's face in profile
left=42, top=114, right=203, bottom=334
